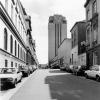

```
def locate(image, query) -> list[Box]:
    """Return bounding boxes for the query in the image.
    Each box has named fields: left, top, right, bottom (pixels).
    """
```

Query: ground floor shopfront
left=86, top=45, right=100, bottom=67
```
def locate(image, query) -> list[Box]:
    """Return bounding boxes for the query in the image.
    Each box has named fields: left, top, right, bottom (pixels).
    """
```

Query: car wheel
left=96, top=75, right=100, bottom=82
left=85, top=74, right=88, bottom=79
left=13, top=79, right=17, bottom=88
left=19, top=77, right=22, bottom=82
left=76, top=72, right=78, bottom=76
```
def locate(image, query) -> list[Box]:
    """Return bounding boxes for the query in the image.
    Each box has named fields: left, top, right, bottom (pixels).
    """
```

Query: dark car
left=29, top=65, right=34, bottom=74
left=73, top=65, right=87, bottom=76
left=21, top=66, right=30, bottom=77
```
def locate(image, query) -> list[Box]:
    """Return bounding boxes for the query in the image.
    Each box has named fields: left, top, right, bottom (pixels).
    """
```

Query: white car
left=0, top=68, right=22, bottom=87
left=69, top=65, right=74, bottom=73
left=84, top=65, right=100, bottom=81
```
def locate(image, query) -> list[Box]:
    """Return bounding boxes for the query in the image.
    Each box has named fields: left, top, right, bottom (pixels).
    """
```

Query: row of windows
left=5, top=60, right=16, bottom=68
left=4, top=28, right=26, bottom=62
left=5, top=59, right=24, bottom=68
left=5, top=0, right=26, bottom=43
left=86, top=0, right=97, bottom=20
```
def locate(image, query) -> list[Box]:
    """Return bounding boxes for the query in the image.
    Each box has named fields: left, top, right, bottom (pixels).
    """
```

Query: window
left=5, top=60, right=8, bottom=67
left=11, top=4, right=14, bottom=20
left=4, top=28, right=8, bottom=50
left=20, top=47, right=21, bottom=59
left=72, top=34, right=73, bottom=48
left=15, top=13, right=17, bottom=27
left=15, top=63, right=17, bottom=68
left=93, top=51, right=98, bottom=65
left=93, top=24, right=98, bottom=41
left=18, top=44, right=19, bottom=58
left=21, top=48, right=23, bottom=60
left=15, top=40, right=17, bottom=56
left=10, top=35, right=13, bottom=54
left=18, top=18, right=20, bottom=32
left=11, top=62, right=13, bottom=67
left=87, top=9, right=90, bottom=20
left=86, top=27, right=91, bottom=44
left=5, top=0, right=8, bottom=12
left=92, top=0, right=97, bottom=15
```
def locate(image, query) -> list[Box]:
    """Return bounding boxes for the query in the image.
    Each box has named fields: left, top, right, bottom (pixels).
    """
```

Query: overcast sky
left=20, top=0, right=86, bottom=64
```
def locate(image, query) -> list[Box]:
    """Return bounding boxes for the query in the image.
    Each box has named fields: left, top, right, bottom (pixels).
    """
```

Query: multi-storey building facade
left=0, top=0, right=38, bottom=69
left=48, top=14, right=71, bottom=68
left=58, top=38, right=71, bottom=70
left=70, top=21, right=86, bottom=66
left=84, top=0, right=100, bottom=67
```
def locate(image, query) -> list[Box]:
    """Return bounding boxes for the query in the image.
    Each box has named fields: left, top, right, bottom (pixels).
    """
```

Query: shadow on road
left=49, top=69, right=66, bottom=74
left=45, top=69, right=100, bottom=100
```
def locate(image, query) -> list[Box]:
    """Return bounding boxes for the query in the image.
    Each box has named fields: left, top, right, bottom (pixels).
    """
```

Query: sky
left=20, top=0, right=86, bottom=64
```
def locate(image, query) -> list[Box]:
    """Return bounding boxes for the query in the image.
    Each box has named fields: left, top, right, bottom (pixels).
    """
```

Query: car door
left=94, top=67, right=99, bottom=77
left=90, top=67, right=98, bottom=78
left=17, top=71, right=20, bottom=82
left=17, top=69, right=22, bottom=81
left=88, top=68, right=95, bottom=77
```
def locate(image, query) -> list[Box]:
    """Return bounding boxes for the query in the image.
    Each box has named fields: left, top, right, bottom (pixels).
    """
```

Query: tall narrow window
left=93, top=24, right=98, bottom=41
left=11, top=62, right=13, bottom=67
left=18, top=44, right=19, bottom=58
left=86, top=27, right=91, bottom=44
left=10, top=35, right=13, bottom=54
left=92, top=0, right=97, bottom=15
left=93, top=51, right=98, bottom=65
left=4, top=28, right=8, bottom=50
left=5, top=60, right=8, bottom=67
left=15, top=40, right=17, bottom=56
left=87, top=9, right=90, bottom=21
left=15, top=63, right=17, bottom=68
left=5, top=0, right=8, bottom=12
left=15, top=13, right=17, bottom=27
left=11, top=4, right=14, bottom=20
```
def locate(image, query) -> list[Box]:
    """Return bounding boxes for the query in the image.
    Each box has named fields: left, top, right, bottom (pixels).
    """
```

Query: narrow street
left=1, top=69, right=100, bottom=100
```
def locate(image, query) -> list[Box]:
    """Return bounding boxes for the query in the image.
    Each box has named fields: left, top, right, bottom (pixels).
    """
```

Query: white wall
left=58, top=39, right=71, bottom=65
left=78, top=53, right=86, bottom=66
left=71, top=45, right=78, bottom=65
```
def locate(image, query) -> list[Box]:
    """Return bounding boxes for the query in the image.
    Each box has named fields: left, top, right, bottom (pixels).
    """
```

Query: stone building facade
left=84, top=0, right=100, bottom=67
left=70, top=21, right=86, bottom=66
left=0, top=0, right=38, bottom=69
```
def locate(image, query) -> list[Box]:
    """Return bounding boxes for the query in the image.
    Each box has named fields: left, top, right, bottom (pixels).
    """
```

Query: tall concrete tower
left=48, top=15, right=67, bottom=67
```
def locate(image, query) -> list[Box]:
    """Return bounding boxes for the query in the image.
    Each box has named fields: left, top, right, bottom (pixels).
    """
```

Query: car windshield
left=0, top=68, right=16, bottom=74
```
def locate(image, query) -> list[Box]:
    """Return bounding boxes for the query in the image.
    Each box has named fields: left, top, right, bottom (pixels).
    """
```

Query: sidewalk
left=9, top=69, right=56, bottom=100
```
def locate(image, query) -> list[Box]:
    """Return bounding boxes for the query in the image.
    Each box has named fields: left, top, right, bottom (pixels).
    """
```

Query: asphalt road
left=8, top=69, right=100, bottom=100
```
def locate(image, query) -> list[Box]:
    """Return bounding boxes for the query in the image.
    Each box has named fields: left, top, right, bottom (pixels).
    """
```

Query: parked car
left=84, top=65, right=100, bottom=81
left=32, top=65, right=37, bottom=71
left=69, top=65, right=74, bottom=73
left=29, top=65, right=33, bottom=74
left=65, top=64, right=70, bottom=72
left=0, top=68, right=22, bottom=87
left=73, top=65, right=87, bottom=76
left=60, top=63, right=67, bottom=71
left=72, top=65, right=80, bottom=75
left=21, top=66, right=30, bottom=77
